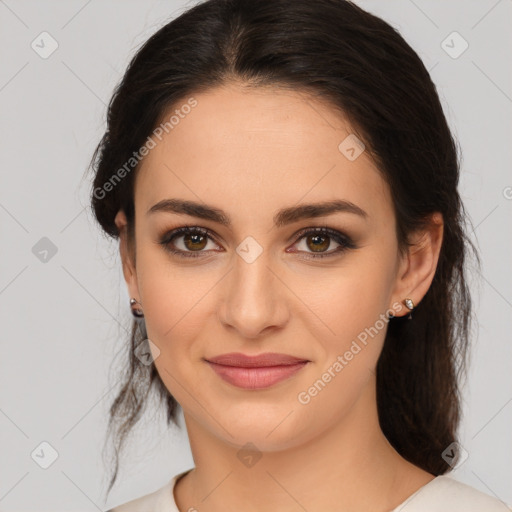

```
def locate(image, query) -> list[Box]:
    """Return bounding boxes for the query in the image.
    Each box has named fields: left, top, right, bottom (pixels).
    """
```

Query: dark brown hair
left=87, top=0, right=480, bottom=497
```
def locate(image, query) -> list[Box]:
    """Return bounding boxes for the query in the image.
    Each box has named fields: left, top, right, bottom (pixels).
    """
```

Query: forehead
left=135, top=83, right=393, bottom=227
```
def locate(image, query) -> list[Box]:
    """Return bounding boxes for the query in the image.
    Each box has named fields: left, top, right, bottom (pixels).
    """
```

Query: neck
left=174, top=376, right=433, bottom=512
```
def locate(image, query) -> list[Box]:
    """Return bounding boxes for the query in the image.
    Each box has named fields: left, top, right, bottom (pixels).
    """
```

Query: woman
left=89, top=0, right=508, bottom=510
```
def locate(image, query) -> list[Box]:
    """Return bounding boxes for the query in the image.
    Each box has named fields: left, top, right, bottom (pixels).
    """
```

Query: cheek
left=140, top=264, right=213, bottom=349
left=291, top=261, right=396, bottom=428
left=135, top=249, right=218, bottom=386
left=136, top=232, right=398, bottom=412
left=296, top=251, right=397, bottom=349
left=140, top=269, right=214, bottom=406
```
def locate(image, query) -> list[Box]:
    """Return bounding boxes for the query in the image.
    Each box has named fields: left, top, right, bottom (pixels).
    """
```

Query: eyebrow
left=146, top=198, right=368, bottom=227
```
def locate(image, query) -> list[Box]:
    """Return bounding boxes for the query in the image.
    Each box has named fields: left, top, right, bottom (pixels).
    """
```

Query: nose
left=218, top=249, right=290, bottom=339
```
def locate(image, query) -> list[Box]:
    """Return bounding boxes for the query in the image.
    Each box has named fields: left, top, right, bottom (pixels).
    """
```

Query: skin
left=115, top=82, right=443, bottom=512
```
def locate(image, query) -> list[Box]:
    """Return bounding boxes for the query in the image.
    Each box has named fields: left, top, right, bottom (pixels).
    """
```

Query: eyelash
left=158, top=225, right=356, bottom=260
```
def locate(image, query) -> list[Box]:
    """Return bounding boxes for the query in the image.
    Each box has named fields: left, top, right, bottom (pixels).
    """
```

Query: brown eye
left=159, top=226, right=220, bottom=258
left=182, top=232, right=208, bottom=251
left=288, top=227, right=356, bottom=259
left=305, top=233, right=331, bottom=253
left=159, top=225, right=356, bottom=260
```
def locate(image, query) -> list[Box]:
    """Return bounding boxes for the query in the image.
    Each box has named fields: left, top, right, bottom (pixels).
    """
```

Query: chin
left=209, top=408, right=313, bottom=453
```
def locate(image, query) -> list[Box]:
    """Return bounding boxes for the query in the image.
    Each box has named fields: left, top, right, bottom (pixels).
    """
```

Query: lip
left=205, top=352, right=310, bottom=390
left=206, top=352, right=309, bottom=367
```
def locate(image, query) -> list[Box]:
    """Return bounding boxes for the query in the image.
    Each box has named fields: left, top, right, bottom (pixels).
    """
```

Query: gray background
left=0, top=0, right=511, bottom=510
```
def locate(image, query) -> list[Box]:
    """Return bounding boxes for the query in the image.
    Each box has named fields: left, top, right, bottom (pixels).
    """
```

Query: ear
left=114, top=209, right=140, bottom=301
left=390, top=212, right=444, bottom=317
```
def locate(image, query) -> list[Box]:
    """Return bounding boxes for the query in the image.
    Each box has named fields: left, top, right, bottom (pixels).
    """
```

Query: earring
left=130, top=298, right=144, bottom=318
left=403, top=298, right=415, bottom=320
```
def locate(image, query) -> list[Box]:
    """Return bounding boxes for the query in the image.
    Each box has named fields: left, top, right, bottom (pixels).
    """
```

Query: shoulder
left=393, top=474, right=510, bottom=512
left=106, top=469, right=192, bottom=512
left=106, top=482, right=171, bottom=512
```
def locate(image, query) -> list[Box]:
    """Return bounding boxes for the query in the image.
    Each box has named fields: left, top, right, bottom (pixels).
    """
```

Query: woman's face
left=116, top=83, right=424, bottom=452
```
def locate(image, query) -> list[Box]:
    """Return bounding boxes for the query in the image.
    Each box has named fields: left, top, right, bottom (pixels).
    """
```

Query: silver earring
left=130, top=298, right=144, bottom=318
left=403, top=298, right=415, bottom=320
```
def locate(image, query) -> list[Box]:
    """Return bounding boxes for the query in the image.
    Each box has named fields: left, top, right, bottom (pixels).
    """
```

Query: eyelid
left=286, top=226, right=356, bottom=258
left=160, top=225, right=221, bottom=245
left=158, top=224, right=356, bottom=259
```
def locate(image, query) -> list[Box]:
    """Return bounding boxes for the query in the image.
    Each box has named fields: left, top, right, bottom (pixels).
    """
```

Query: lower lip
left=206, top=361, right=308, bottom=389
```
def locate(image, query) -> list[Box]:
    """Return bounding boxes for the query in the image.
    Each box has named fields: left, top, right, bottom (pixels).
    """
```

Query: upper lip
left=205, top=352, right=309, bottom=367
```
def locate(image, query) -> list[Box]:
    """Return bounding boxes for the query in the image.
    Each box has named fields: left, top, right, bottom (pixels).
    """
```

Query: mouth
left=204, top=352, right=310, bottom=390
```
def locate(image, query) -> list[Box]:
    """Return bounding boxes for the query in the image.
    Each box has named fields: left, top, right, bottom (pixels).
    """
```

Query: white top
left=108, top=469, right=510, bottom=511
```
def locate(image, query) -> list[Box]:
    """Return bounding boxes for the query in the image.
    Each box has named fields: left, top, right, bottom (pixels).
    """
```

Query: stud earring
left=403, top=298, right=415, bottom=320
left=130, top=298, right=144, bottom=318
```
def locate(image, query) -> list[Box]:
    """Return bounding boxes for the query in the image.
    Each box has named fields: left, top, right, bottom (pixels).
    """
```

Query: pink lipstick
left=205, top=352, right=309, bottom=390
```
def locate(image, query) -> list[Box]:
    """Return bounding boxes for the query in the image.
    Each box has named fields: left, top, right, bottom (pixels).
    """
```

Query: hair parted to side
left=87, top=0, right=480, bottom=498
